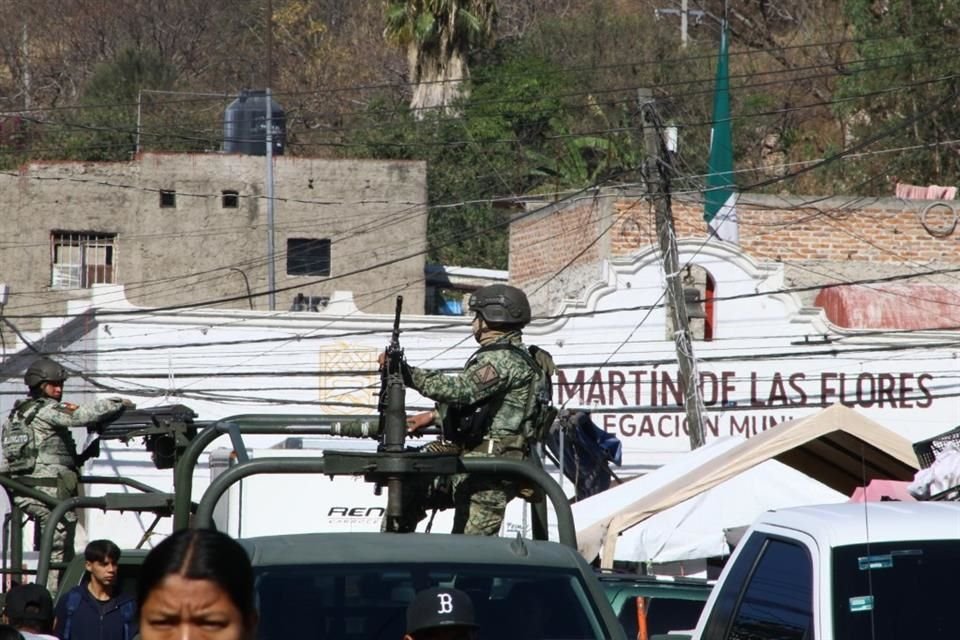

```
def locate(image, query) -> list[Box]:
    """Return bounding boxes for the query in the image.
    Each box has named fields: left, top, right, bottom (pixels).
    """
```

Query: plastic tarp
left=545, top=412, right=622, bottom=500
left=575, top=404, right=919, bottom=567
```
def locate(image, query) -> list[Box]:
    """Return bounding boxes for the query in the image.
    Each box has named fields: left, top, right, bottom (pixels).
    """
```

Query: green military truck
left=11, top=411, right=627, bottom=640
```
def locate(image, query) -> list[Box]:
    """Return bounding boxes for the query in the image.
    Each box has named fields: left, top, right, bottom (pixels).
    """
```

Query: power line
left=3, top=22, right=953, bottom=117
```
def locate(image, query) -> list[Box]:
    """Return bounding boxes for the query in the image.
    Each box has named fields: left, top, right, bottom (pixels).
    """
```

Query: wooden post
left=639, top=89, right=706, bottom=449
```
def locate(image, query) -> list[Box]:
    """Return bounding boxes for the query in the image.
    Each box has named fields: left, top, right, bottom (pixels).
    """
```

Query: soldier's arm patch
left=470, top=363, right=500, bottom=389
left=55, top=402, right=78, bottom=414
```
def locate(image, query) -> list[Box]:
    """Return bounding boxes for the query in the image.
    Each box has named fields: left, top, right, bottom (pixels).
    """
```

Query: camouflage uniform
left=2, top=395, right=125, bottom=592
left=407, top=331, right=538, bottom=535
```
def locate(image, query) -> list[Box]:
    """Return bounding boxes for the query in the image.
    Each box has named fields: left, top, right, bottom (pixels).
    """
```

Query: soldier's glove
left=107, top=397, right=136, bottom=409
left=528, top=345, right=556, bottom=375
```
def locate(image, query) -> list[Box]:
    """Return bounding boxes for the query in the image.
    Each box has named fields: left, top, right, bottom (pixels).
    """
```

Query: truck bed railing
left=192, top=455, right=576, bottom=548
left=174, top=414, right=574, bottom=546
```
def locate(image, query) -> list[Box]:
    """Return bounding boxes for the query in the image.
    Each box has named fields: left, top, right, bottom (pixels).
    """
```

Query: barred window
left=51, top=231, right=116, bottom=289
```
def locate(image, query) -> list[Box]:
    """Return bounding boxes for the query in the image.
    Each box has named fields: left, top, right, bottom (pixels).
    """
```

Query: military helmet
left=468, top=284, right=531, bottom=327
left=406, top=587, right=478, bottom=635
left=24, top=357, right=68, bottom=389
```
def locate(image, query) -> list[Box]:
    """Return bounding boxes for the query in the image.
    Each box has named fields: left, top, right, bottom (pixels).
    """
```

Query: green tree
left=384, top=0, right=496, bottom=116
left=353, top=39, right=648, bottom=268
left=51, top=49, right=184, bottom=161
left=834, top=0, right=960, bottom=191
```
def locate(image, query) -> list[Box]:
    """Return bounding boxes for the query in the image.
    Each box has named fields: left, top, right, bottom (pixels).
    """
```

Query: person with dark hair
left=0, top=357, right=133, bottom=592
left=53, top=539, right=136, bottom=640
left=402, top=587, right=479, bottom=640
left=3, top=583, right=56, bottom=640
left=137, top=528, right=257, bottom=640
left=0, top=624, right=24, bottom=640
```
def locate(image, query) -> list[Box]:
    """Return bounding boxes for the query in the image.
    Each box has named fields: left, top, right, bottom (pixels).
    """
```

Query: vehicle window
left=254, top=563, right=606, bottom=640
left=833, top=540, right=959, bottom=640
left=115, top=561, right=141, bottom=600
left=617, top=597, right=707, bottom=637
left=726, top=539, right=813, bottom=640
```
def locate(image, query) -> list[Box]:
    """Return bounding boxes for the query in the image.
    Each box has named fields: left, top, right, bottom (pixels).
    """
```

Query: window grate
left=51, top=231, right=117, bottom=289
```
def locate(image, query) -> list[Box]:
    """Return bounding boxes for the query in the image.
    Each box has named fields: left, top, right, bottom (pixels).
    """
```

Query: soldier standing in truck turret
left=398, top=284, right=554, bottom=535
left=1, top=357, right=133, bottom=593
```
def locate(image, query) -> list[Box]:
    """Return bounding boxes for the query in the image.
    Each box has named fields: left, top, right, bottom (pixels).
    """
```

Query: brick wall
left=511, top=189, right=960, bottom=313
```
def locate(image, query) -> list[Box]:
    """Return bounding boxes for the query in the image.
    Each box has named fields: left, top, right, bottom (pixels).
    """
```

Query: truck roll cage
left=3, top=412, right=577, bottom=593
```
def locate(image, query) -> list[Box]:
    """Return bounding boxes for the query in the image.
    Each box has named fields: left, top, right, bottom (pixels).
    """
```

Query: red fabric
left=848, top=480, right=916, bottom=503
left=895, top=183, right=957, bottom=200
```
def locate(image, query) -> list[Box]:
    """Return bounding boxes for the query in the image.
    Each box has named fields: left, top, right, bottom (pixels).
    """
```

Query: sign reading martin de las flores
left=534, top=242, right=957, bottom=451
left=558, top=365, right=938, bottom=441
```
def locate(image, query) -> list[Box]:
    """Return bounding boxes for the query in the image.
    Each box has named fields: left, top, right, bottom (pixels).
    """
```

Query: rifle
left=378, top=296, right=406, bottom=452
left=328, top=299, right=406, bottom=443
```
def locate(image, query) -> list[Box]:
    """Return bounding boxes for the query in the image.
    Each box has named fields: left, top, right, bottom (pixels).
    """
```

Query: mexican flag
left=704, top=24, right=739, bottom=244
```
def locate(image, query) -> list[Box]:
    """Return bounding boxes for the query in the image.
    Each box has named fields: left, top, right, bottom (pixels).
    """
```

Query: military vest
left=2, top=397, right=79, bottom=473
left=1, top=398, right=43, bottom=473
left=442, top=342, right=554, bottom=447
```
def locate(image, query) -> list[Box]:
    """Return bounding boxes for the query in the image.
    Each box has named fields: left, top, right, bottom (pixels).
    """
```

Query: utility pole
left=639, top=90, right=706, bottom=449
left=21, top=23, right=31, bottom=110
left=265, top=0, right=277, bottom=311
left=654, top=3, right=704, bottom=47
left=680, top=0, right=688, bottom=48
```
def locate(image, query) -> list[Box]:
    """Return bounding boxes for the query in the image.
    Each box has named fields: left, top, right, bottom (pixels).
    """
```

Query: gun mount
left=0, top=405, right=201, bottom=589
left=97, top=404, right=200, bottom=469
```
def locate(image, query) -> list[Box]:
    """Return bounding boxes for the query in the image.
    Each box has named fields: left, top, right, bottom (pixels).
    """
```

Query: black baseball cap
left=406, top=587, right=479, bottom=634
left=4, top=583, right=53, bottom=624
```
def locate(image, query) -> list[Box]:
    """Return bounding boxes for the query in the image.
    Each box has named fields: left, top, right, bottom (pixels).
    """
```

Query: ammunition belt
left=474, top=435, right=527, bottom=456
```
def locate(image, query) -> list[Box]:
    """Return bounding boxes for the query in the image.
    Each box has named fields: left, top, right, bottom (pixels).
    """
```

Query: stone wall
left=0, top=153, right=427, bottom=329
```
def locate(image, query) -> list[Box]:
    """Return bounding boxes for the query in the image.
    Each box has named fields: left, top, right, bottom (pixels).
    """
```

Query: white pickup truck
left=678, top=501, right=960, bottom=640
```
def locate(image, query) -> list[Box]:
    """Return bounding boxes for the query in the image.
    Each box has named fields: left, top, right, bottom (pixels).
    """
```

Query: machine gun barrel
left=94, top=404, right=199, bottom=469
left=377, top=296, right=409, bottom=530
left=329, top=421, right=380, bottom=439
left=378, top=296, right=406, bottom=452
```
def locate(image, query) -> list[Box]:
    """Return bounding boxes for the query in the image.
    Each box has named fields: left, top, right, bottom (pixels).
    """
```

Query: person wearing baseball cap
left=403, top=586, right=479, bottom=640
left=3, top=583, right=56, bottom=640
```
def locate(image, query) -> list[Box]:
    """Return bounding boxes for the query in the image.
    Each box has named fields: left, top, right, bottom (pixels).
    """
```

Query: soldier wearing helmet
left=393, top=284, right=554, bottom=536
left=2, top=357, right=133, bottom=592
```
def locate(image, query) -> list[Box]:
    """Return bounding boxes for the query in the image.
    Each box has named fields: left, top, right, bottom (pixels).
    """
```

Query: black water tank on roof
left=223, top=89, right=286, bottom=156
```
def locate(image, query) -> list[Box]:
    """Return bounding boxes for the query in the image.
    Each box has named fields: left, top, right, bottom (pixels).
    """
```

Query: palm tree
left=384, top=0, right=496, bottom=117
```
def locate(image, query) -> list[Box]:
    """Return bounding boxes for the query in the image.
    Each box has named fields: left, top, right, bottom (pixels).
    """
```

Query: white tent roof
left=609, top=459, right=846, bottom=564
left=574, top=404, right=919, bottom=567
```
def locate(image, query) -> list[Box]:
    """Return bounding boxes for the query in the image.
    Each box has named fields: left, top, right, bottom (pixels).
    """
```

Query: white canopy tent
left=608, top=459, right=846, bottom=564
left=574, top=404, right=919, bottom=567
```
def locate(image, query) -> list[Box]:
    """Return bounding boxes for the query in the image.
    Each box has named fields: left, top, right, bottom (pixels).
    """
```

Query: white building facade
left=0, top=240, right=956, bottom=549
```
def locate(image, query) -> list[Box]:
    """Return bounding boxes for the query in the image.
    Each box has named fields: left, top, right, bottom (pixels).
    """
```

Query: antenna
left=858, top=441, right=878, bottom=640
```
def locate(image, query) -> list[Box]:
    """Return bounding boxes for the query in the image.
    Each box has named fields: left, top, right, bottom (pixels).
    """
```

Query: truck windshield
left=833, top=540, right=959, bottom=639
left=254, top=563, right=606, bottom=640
